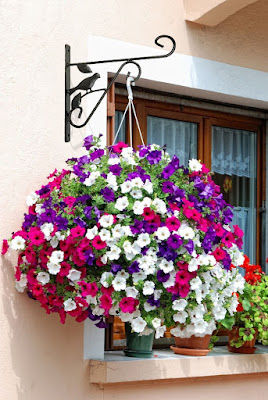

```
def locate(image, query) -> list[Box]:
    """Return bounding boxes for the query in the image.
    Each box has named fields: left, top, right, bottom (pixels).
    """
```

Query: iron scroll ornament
left=65, top=35, right=176, bottom=142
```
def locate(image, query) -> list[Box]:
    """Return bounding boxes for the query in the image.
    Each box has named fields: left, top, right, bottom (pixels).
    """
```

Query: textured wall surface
left=0, top=1, right=267, bottom=399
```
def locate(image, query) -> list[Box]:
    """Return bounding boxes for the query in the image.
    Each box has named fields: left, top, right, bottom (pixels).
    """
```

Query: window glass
left=147, top=115, right=198, bottom=166
left=114, top=111, right=126, bottom=143
left=211, top=126, right=257, bottom=263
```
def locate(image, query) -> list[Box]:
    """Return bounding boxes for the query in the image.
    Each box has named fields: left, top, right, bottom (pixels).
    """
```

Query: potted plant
left=3, top=135, right=245, bottom=358
left=227, top=256, right=268, bottom=353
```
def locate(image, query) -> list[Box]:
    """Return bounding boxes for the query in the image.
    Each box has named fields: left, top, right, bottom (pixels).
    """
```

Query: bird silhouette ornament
left=69, top=71, right=101, bottom=118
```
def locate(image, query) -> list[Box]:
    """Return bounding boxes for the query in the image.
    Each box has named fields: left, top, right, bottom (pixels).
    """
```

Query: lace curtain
left=212, top=126, right=257, bottom=263
left=147, top=116, right=197, bottom=166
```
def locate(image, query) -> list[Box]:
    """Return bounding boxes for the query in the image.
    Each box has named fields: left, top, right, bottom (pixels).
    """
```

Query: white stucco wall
left=0, top=1, right=268, bottom=399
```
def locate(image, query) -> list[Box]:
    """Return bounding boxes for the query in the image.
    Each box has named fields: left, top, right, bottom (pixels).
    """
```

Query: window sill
left=89, top=345, right=268, bottom=384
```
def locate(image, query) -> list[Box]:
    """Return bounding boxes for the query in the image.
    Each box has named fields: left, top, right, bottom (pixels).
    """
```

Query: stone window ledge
left=89, top=346, right=268, bottom=385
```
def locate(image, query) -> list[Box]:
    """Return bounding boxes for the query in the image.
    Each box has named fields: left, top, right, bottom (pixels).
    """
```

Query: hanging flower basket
left=3, top=135, right=245, bottom=345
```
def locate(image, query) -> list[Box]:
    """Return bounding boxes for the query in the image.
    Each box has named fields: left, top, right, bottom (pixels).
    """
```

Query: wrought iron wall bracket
left=65, top=35, right=176, bottom=142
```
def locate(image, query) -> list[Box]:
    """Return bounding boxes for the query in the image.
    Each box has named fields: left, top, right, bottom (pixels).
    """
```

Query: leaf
left=242, top=299, right=251, bottom=311
left=77, top=63, right=92, bottom=73
left=71, top=93, right=81, bottom=111
left=220, top=316, right=235, bottom=330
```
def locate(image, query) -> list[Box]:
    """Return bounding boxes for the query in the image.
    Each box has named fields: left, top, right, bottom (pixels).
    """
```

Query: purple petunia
left=128, top=261, right=140, bottom=274
left=109, top=164, right=122, bottom=176
left=146, top=150, right=162, bottom=165
left=100, top=187, right=115, bottom=203
left=83, top=135, right=94, bottom=150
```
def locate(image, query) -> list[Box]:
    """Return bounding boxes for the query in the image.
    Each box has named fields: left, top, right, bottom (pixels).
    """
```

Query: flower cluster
left=230, top=256, right=268, bottom=347
left=3, top=135, right=245, bottom=336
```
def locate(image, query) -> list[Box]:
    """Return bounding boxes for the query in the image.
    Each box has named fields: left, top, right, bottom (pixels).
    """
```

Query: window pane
left=211, top=126, right=257, bottom=263
left=114, top=111, right=126, bottom=143
left=147, top=116, right=198, bottom=166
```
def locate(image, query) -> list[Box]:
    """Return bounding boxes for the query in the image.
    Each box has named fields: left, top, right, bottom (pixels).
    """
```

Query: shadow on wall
left=1, top=256, right=98, bottom=400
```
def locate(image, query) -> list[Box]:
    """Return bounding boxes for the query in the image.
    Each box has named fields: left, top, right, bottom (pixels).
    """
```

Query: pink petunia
left=233, top=225, right=244, bottom=238
left=28, top=227, right=45, bottom=246
left=1, top=239, right=9, bottom=255
left=112, top=142, right=128, bottom=154
left=165, top=216, right=181, bottom=232
left=92, top=236, right=106, bottom=250
left=100, top=294, right=112, bottom=310
left=175, top=270, right=191, bottom=285
left=119, top=297, right=138, bottom=313
left=70, top=226, right=86, bottom=238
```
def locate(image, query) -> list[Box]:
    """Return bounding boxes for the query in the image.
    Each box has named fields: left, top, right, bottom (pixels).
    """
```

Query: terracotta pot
left=228, top=327, right=258, bottom=354
left=170, top=334, right=212, bottom=356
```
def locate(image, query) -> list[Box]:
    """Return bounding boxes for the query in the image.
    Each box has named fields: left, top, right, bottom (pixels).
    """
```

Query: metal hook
left=126, top=75, right=135, bottom=101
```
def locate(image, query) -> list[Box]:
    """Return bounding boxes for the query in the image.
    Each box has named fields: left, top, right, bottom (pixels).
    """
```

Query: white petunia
left=133, top=201, right=144, bottom=215
left=115, top=196, right=129, bottom=211
left=188, top=258, right=199, bottom=272
left=50, top=250, right=64, bottom=264
left=173, top=311, right=188, bottom=323
left=152, top=198, right=167, bottom=214
left=112, top=276, right=126, bottom=291
left=162, top=271, right=176, bottom=288
left=35, top=204, right=45, bottom=214
left=117, top=269, right=129, bottom=280
left=136, top=233, right=151, bottom=248
left=108, top=156, right=120, bottom=165
left=139, top=327, right=154, bottom=337
left=193, top=319, right=208, bottom=336
left=155, top=226, right=170, bottom=240
left=99, top=229, right=111, bottom=242
left=36, top=272, right=50, bottom=285
left=122, top=226, right=133, bottom=237
left=143, top=179, right=153, bottom=194
left=142, top=197, right=152, bottom=208
left=26, top=191, right=39, bottom=206
left=152, top=317, right=162, bottom=329
left=41, top=222, right=54, bottom=240
left=55, top=231, right=66, bottom=241
left=10, top=236, right=26, bottom=251
left=100, top=271, right=113, bottom=288
left=107, top=245, right=121, bottom=260
left=131, top=317, right=147, bottom=333
left=47, top=262, right=61, bottom=275
left=112, top=224, right=124, bottom=238
left=155, top=325, right=166, bottom=339
left=15, top=273, right=27, bottom=293
left=213, top=306, right=227, bottom=321
left=172, top=299, right=188, bottom=311
left=125, top=286, right=139, bottom=298
left=120, top=181, right=133, bottom=193
left=84, top=171, right=100, bottom=186
left=67, top=269, right=82, bottom=282
left=99, top=214, right=114, bottom=228
left=190, top=277, right=202, bottom=290
left=50, top=236, right=59, bottom=248
left=158, top=259, right=174, bottom=273
left=189, top=159, right=202, bottom=172
left=130, top=189, right=143, bottom=199
left=132, top=271, right=147, bottom=283
left=63, top=299, right=77, bottom=312
left=144, top=302, right=156, bottom=312
left=131, top=177, right=143, bottom=189
left=106, top=172, right=118, bottom=190
left=189, top=305, right=206, bottom=322
left=143, top=280, right=155, bottom=295
left=86, top=226, right=98, bottom=240
left=178, top=225, right=195, bottom=240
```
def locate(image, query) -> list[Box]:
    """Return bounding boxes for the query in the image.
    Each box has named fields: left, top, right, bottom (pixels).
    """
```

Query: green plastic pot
left=124, top=322, right=154, bottom=358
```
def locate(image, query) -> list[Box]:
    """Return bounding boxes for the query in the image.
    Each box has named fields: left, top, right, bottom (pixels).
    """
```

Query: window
left=106, top=86, right=266, bottom=349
